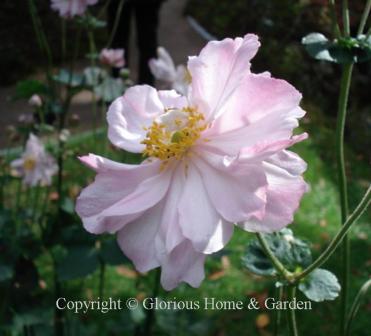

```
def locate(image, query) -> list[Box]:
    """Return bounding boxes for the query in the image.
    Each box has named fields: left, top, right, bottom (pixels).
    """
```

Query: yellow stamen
left=141, top=107, right=207, bottom=170
left=23, top=157, right=36, bottom=171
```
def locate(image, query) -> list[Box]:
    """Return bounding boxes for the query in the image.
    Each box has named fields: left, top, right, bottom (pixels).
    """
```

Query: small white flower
left=149, top=47, right=190, bottom=96
left=11, top=134, right=58, bottom=186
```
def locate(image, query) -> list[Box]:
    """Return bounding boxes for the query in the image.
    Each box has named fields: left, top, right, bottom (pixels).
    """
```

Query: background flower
left=51, top=0, right=98, bottom=18
left=99, top=48, right=125, bottom=68
left=10, top=133, right=58, bottom=186
left=149, top=47, right=189, bottom=95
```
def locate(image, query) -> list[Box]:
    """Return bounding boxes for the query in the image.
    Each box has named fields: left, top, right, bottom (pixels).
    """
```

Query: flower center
left=141, top=107, right=207, bottom=169
left=23, top=156, right=36, bottom=171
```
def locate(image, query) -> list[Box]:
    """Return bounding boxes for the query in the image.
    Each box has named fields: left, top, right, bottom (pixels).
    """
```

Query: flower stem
left=342, top=0, right=350, bottom=36
left=329, top=0, right=342, bottom=38
left=345, top=279, right=371, bottom=336
left=98, top=260, right=106, bottom=299
left=87, top=29, right=99, bottom=138
left=106, top=0, right=125, bottom=48
left=357, top=0, right=371, bottom=36
left=256, top=233, right=294, bottom=281
left=287, top=286, right=299, bottom=336
left=334, top=62, right=353, bottom=336
left=144, top=268, right=161, bottom=336
left=274, top=285, right=284, bottom=336
left=295, top=185, right=370, bottom=281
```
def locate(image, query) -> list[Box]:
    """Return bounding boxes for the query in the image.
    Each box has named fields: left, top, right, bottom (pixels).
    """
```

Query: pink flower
left=29, top=94, right=43, bottom=108
left=149, top=47, right=189, bottom=95
left=99, top=48, right=125, bottom=68
left=11, top=134, right=58, bottom=186
left=76, top=34, right=308, bottom=290
left=51, top=0, right=98, bottom=18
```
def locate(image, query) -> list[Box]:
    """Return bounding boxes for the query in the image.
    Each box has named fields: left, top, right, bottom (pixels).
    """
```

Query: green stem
left=295, top=185, right=370, bottom=281
left=342, top=0, right=350, bottom=36
left=87, top=30, right=99, bottom=137
left=329, top=0, right=342, bottom=38
left=287, top=286, right=299, bottom=336
left=61, top=19, right=66, bottom=64
left=357, top=0, right=371, bottom=35
left=98, top=260, right=106, bottom=299
left=256, top=233, right=294, bottom=281
left=345, top=279, right=371, bottom=336
left=274, top=285, right=284, bottom=336
left=144, top=268, right=161, bottom=336
left=335, top=62, right=353, bottom=336
left=106, top=0, right=125, bottom=48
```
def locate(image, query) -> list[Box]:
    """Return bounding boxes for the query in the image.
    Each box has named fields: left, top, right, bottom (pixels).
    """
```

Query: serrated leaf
left=242, top=229, right=312, bottom=276
left=298, top=268, right=341, bottom=302
left=57, top=246, right=99, bottom=281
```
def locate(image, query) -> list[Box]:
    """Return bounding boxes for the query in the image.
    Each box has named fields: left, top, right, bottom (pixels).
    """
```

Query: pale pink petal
left=241, top=153, right=308, bottom=233
left=107, top=85, right=164, bottom=152
left=75, top=154, right=172, bottom=234
left=158, top=166, right=186, bottom=252
left=157, top=90, right=188, bottom=110
left=208, top=73, right=303, bottom=136
left=178, top=163, right=234, bottom=254
left=192, top=151, right=267, bottom=223
left=116, top=202, right=164, bottom=272
left=160, top=240, right=206, bottom=291
left=188, top=34, right=260, bottom=121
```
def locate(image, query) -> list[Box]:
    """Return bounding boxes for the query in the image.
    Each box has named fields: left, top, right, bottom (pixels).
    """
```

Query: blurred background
left=0, top=0, right=370, bottom=335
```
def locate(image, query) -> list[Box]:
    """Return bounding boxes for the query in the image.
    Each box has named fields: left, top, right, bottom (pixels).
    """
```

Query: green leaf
left=298, top=268, right=341, bottom=302
left=60, top=197, right=75, bottom=215
left=242, top=229, right=312, bottom=276
left=12, top=79, right=48, bottom=100
left=94, top=77, right=125, bottom=103
left=56, top=246, right=99, bottom=281
left=130, top=305, right=146, bottom=324
left=0, top=263, right=13, bottom=282
left=242, top=242, right=277, bottom=276
left=83, top=67, right=108, bottom=87
left=100, top=238, right=128, bottom=265
left=77, top=15, right=107, bottom=30
left=302, top=33, right=371, bottom=63
left=53, top=69, right=84, bottom=87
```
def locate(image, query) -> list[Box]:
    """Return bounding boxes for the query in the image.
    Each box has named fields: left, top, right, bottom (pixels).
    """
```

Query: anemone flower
left=149, top=47, right=190, bottom=96
left=99, top=48, right=125, bottom=68
left=76, top=34, right=308, bottom=290
left=51, top=0, right=98, bottom=18
left=11, top=133, right=58, bottom=187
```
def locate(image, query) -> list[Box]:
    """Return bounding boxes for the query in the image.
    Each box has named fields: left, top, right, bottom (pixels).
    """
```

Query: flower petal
left=158, top=90, right=188, bottom=110
left=75, top=154, right=172, bottom=234
left=203, top=76, right=305, bottom=156
left=160, top=240, right=206, bottom=291
left=241, top=152, right=308, bottom=233
left=178, top=163, right=234, bottom=254
left=188, top=34, right=260, bottom=121
left=116, top=202, right=164, bottom=272
left=107, top=85, right=164, bottom=152
left=193, top=151, right=267, bottom=223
